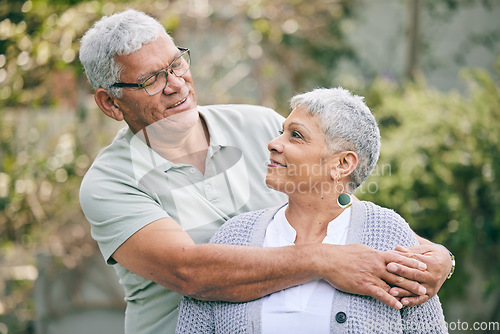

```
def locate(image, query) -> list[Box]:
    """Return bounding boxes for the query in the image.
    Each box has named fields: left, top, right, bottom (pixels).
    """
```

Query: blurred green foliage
left=243, top=0, right=357, bottom=110
left=0, top=0, right=94, bottom=107
left=357, top=68, right=500, bottom=320
left=0, top=104, right=122, bottom=331
left=0, top=0, right=358, bottom=110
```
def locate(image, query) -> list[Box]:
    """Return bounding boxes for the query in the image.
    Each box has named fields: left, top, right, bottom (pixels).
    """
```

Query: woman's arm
left=400, top=296, right=448, bottom=333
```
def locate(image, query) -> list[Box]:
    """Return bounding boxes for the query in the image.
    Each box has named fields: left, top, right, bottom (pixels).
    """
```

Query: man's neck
left=139, top=115, right=210, bottom=174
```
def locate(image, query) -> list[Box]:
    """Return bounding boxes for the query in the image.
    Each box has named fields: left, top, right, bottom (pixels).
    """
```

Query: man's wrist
left=310, top=243, right=341, bottom=281
left=437, top=244, right=455, bottom=279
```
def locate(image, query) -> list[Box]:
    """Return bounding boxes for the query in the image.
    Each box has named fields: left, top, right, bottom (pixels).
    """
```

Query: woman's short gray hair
left=290, top=87, right=381, bottom=192
left=79, top=9, right=171, bottom=98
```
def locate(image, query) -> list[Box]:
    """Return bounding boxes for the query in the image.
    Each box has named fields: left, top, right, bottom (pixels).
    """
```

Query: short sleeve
left=79, top=163, right=169, bottom=264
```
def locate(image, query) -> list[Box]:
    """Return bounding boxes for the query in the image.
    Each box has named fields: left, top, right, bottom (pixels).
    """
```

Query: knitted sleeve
left=209, top=208, right=268, bottom=245
left=176, top=297, right=215, bottom=334
left=361, top=201, right=419, bottom=250
left=361, top=202, right=448, bottom=334
left=400, top=296, right=448, bottom=333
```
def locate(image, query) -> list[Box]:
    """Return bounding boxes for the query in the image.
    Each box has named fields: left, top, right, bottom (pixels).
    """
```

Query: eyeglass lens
left=145, top=52, right=190, bottom=95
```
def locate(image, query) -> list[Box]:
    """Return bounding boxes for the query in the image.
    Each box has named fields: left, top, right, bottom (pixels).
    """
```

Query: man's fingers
left=394, top=245, right=410, bottom=253
left=389, top=287, right=416, bottom=298
left=387, top=251, right=427, bottom=270
left=366, top=285, right=403, bottom=310
left=382, top=270, right=427, bottom=296
left=404, top=244, right=435, bottom=256
left=400, top=294, right=430, bottom=307
left=387, top=262, right=430, bottom=283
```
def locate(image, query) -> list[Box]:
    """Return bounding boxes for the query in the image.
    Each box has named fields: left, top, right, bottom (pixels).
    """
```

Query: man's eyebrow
left=137, top=51, right=183, bottom=83
left=137, top=70, right=157, bottom=83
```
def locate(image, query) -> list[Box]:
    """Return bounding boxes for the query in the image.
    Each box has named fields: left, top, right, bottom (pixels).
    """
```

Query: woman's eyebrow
left=286, top=121, right=312, bottom=134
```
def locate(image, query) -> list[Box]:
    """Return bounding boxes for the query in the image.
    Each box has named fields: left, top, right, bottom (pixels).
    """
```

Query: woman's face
left=266, top=106, right=334, bottom=197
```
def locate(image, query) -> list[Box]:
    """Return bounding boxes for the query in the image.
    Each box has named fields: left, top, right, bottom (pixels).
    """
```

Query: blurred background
left=0, top=0, right=499, bottom=333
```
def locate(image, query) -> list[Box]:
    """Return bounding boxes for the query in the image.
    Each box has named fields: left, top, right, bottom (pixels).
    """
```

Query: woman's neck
left=285, top=194, right=345, bottom=245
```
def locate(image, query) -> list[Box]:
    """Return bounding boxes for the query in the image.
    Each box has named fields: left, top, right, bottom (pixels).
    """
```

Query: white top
left=261, top=204, right=352, bottom=334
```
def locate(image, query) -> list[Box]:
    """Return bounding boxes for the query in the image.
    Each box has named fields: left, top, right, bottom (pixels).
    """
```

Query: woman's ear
left=330, top=151, right=358, bottom=179
left=94, top=88, right=124, bottom=121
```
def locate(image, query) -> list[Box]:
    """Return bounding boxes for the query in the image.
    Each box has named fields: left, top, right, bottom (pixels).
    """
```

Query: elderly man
left=79, top=9, right=453, bottom=334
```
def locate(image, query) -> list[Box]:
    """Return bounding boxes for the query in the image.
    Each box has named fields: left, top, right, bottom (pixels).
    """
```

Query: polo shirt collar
left=124, top=106, right=227, bottom=180
left=124, top=127, right=172, bottom=181
left=197, top=105, right=231, bottom=148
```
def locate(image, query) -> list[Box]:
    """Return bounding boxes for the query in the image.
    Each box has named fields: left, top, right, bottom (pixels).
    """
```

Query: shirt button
left=335, top=311, right=347, bottom=323
left=189, top=167, right=197, bottom=174
left=205, top=184, right=212, bottom=190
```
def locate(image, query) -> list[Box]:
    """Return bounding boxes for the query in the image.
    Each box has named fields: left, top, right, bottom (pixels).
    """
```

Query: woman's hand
left=320, top=244, right=428, bottom=310
left=386, top=244, right=452, bottom=307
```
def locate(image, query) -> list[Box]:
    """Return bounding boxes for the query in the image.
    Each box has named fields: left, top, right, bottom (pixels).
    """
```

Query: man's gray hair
left=290, top=87, right=381, bottom=192
left=79, top=9, right=171, bottom=97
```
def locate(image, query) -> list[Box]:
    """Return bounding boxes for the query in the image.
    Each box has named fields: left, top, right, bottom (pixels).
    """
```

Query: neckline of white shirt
left=264, top=203, right=352, bottom=247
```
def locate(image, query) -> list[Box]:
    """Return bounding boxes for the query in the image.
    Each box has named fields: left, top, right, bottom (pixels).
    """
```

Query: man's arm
left=387, top=234, right=453, bottom=307
left=112, top=217, right=428, bottom=309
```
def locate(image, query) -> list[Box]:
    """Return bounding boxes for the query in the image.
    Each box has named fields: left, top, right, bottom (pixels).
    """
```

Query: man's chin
left=157, top=107, right=199, bottom=130
left=134, top=108, right=200, bottom=147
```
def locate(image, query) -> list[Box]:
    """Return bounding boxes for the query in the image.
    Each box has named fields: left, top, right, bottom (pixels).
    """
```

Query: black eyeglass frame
left=111, top=47, right=190, bottom=95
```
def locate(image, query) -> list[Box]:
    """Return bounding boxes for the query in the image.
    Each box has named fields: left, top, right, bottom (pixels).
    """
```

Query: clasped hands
left=324, top=243, right=452, bottom=310
left=387, top=244, right=451, bottom=307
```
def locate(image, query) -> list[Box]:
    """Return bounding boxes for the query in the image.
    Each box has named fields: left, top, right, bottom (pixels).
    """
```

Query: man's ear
left=329, top=151, right=358, bottom=180
left=94, top=88, right=124, bottom=121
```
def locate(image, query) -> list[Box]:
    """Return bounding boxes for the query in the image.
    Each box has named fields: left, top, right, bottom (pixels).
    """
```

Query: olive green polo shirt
left=79, top=104, right=287, bottom=334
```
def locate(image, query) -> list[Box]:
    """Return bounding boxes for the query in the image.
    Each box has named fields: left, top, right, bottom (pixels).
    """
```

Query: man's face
left=113, top=33, right=198, bottom=134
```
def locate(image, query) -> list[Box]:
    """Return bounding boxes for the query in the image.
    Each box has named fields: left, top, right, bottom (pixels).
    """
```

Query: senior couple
left=79, top=9, right=451, bottom=333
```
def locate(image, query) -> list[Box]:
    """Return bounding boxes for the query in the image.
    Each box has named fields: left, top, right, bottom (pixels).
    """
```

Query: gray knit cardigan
left=176, top=201, right=448, bottom=334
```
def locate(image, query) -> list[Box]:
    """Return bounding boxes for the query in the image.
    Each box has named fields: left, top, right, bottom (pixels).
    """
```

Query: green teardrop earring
left=337, top=193, right=352, bottom=209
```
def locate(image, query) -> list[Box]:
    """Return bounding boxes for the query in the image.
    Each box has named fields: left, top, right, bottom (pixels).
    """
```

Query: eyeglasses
left=112, top=47, right=191, bottom=96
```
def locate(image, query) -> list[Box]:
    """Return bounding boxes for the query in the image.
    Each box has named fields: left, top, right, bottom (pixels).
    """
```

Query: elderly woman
left=175, top=87, right=447, bottom=333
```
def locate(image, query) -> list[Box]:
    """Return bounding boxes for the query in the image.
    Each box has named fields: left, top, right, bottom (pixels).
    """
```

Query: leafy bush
left=357, top=67, right=500, bottom=322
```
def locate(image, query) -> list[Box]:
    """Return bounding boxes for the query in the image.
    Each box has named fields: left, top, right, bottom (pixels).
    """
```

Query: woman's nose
left=268, top=134, right=284, bottom=153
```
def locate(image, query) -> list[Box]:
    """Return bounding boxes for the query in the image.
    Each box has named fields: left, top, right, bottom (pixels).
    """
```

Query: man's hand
left=387, top=244, right=452, bottom=307
left=320, top=244, right=428, bottom=310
